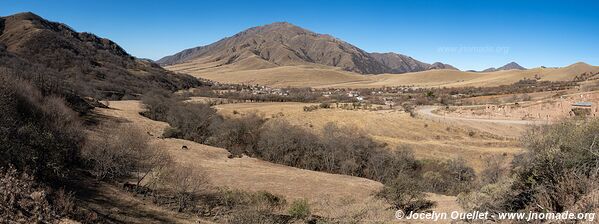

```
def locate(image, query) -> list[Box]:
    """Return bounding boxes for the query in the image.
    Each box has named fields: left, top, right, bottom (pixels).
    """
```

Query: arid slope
left=168, top=62, right=599, bottom=88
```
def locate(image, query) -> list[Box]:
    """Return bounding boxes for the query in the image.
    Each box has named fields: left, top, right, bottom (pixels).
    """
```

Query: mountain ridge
left=157, top=22, right=457, bottom=74
left=482, top=62, right=526, bottom=72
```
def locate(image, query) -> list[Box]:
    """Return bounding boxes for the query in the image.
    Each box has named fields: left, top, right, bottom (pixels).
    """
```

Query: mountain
left=0, top=12, right=200, bottom=101
left=482, top=62, right=526, bottom=72
left=498, top=62, right=526, bottom=70
left=158, top=22, right=456, bottom=74
left=428, top=62, right=458, bottom=70
left=368, top=53, right=457, bottom=73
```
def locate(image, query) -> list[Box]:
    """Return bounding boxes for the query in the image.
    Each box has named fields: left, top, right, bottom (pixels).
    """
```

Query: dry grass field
left=214, top=102, right=523, bottom=172
left=167, top=61, right=599, bottom=88
left=96, top=101, right=468, bottom=222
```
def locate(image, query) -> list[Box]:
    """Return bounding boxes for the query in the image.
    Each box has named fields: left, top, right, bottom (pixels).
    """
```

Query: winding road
left=416, top=106, right=550, bottom=125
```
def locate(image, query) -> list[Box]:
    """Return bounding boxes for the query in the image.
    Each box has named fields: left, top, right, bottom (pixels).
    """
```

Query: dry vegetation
left=98, top=100, right=401, bottom=222
left=215, top=102, right=521, bottom=171
left=458, top=118, right=599, bottom=220
left=2, top=12, right=598, bottom=223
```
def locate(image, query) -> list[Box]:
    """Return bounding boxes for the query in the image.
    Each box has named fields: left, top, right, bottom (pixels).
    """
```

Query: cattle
left=123, top=182, right=137, bottom=191
left=123, top=182, right=151, bottom=195
left=181, top=145, right=188, bottom=150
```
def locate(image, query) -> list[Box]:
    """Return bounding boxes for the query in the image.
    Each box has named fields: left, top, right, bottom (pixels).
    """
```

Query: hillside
left=0, top=12, right=200, bottom=100
left=169, top=61, right=599, bottom=88
left=157, top=22, right=455, bottom=74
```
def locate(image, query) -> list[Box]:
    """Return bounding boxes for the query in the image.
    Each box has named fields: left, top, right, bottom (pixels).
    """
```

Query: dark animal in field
left=181, top=145, right=188, bottom=150
left=123, top=182, right=151, bottom=195
left=123, top=182, right=137, bottom=191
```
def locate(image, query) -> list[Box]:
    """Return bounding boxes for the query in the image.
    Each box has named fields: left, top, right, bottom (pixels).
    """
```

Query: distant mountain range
left=481, top=62, right=526, bottom=72
left=157, top=22, right=460, bottom=74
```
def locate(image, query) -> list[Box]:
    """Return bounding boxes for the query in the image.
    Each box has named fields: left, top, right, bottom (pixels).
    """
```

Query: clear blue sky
left=2, top=0, right=598, bottom=70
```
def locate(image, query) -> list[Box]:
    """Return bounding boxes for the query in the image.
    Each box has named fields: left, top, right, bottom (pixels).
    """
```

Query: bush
left=159, top=164, right=210, bottom=212
left=479, top=155, right=507, bottom=185
left=303, top=105, right=319, bottom=112
left=376, top=173, right=436, bottom=213
left=402, top=103, right=417, bottom=117
left=207, top=113, right=265, bottom=156
left=0, top=74, right=84, bottom=181
left=364, top=146, right=421, bottom=183
left=507, top=119, right=599, bottom=212
left=257, top=120, right=324, bottom=170
left=82, top=124, right=169, bottom=182
left=461, top=118, right=599, bottom=215
left=421, top=158, right=476, bottom=195
left=140, top=90, right=176, bottom=121
left=319, top=102, right=331, bottom=109
left=207, top=189, right=289, bottom=223
left=288, top=199, right=311, bottom=220
left=164, top=102, right=223, bottom=143
left=217, top=189, right=286, bottom=212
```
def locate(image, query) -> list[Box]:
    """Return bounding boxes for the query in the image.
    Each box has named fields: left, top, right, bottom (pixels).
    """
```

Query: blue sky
left=2, top=0, right=598, bottom=70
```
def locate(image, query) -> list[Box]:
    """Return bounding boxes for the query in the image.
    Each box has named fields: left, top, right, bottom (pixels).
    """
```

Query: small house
left=571, top=102, right=593, bottom=116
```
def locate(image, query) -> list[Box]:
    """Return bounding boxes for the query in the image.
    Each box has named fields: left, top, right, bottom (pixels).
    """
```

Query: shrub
left=82, top=124, right=169, bottom=182
left=402, top=103, right=417, bottom=117
left=159, top=164, right=210, bottom=212
left=376, top=173, right=436, bottom=213
left=461, top=118, right=599, bottom=215
left=0, top=74, right=84, bottom=181
left=303, top=105, right=319, bottom=112
left=164, top=102, right=223, bottom=143
left=257, top=120, right=324, bottom=170
left=421, top=158, right=476, bottom=195
left=507, top=118, right=599, bottom=212
left=363, top=146, right=421, bottom=183
left=217, top=189, right=286, bottom=212
left=288, top=199, right=311, bottom=220
left=479, top=155, right=507, bottom=185
left=140, top=90, right=176, bottom=121
left=207, top=113, right=265, bottom=156
left=319, top=102, right=331, bottom=109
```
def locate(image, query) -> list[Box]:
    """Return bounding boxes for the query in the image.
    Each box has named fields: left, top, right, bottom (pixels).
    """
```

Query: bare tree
left=159, top=165, right=210, bottom=212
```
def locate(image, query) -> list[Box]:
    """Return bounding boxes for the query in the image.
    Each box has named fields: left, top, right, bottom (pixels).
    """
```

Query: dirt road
left=417, top=106, right=549, bottom=125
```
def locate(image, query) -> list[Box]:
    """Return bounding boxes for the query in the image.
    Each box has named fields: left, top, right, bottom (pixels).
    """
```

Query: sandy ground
left=96, top=101, right=466, bottom=222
